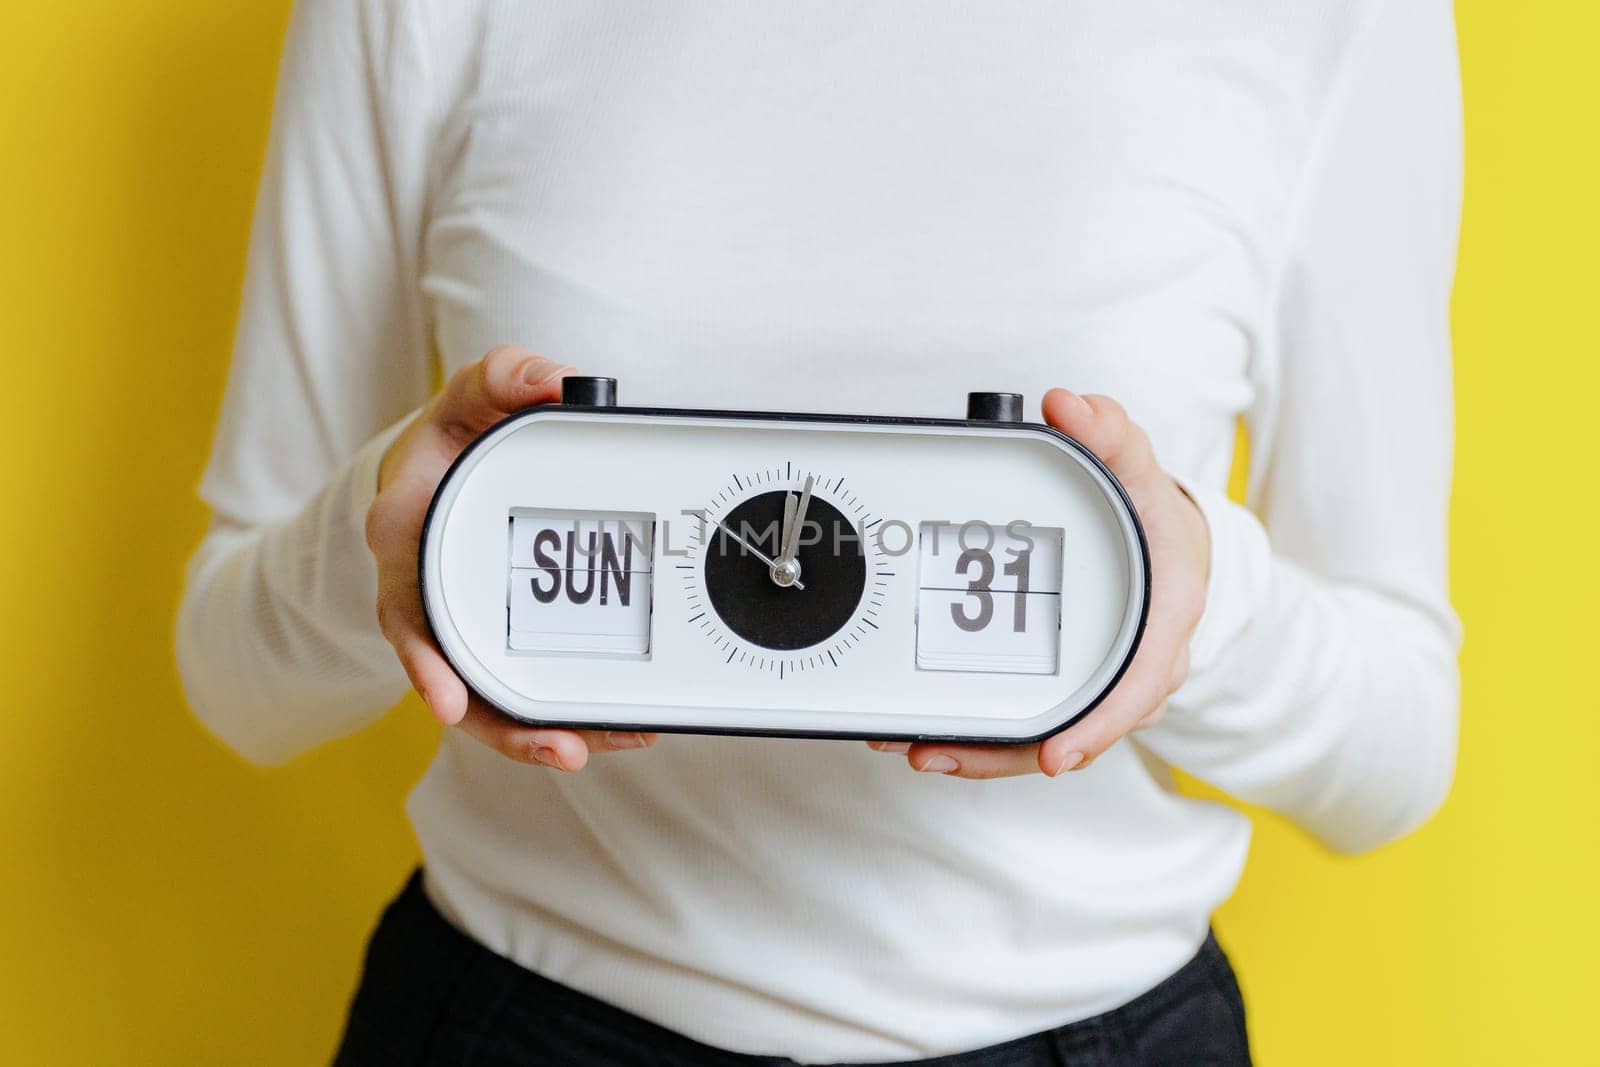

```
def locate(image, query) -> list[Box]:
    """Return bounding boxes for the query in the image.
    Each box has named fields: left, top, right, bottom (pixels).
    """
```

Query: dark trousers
left=334, top=870, right=1250, bottom=1066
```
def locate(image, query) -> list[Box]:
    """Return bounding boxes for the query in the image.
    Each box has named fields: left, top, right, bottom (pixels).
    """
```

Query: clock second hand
left=699, top=512, right=806, bottom=591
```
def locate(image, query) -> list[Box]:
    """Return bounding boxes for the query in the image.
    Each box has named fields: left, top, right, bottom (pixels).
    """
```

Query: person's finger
left=1133, top=701, right=1168, bottom=731
left=1167, top=644, right=1191, bottom=695
left=370, top=509, right=468, bottom=726
left=866, top=738, right=1046, bottom=780
left=1041, top=389, right=1161, bottom=493
left=455, top=704, right=591, bottom=769
left=366, top=479, right=428, bottom=566
left=373, top=576, right=469, bottom=725
left=1038, top=616, right=1185, bottom=775
left=587, top=729, right=662, bottom=752
left=902, top=742, right=1043, bottom=780
left=433, top=346, right=573, bottom=447
left=452, top=704, right=662, bottom=770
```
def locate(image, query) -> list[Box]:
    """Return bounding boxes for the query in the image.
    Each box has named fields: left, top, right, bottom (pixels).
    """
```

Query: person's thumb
left=1040, top=388, right=1160, bottom=491
left=432, top=345, right=572, bottom=446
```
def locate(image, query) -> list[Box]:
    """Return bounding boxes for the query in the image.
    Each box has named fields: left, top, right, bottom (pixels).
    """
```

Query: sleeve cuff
left=1169, top=476, right=1273, bottom=679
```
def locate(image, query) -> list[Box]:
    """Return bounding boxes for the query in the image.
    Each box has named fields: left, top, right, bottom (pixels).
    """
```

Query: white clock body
left=420, top=401, right=1149, bottom=743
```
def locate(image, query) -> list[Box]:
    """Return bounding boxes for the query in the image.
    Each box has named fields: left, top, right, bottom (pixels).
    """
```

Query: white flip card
left=915, top=522, right=1063, bottom=675
left=507, top=510, right=654, bottom=656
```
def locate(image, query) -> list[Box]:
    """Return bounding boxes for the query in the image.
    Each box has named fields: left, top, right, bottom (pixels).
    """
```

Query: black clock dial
left=704, top=489, right=867, bottom=651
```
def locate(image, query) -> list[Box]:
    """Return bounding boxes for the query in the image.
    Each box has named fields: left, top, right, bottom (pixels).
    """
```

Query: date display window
left=507, top=509, right=654, bottom=657
left=915, top=522, right=1063, bottom=675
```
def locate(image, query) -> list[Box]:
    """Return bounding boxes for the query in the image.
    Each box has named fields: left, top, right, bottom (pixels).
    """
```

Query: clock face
left=689, top=470, right=882, bottom=668
left=419, top=407, right=1149, bottom=743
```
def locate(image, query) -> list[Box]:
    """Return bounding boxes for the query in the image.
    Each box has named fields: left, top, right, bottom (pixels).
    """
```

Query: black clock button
left=561, top=376, right=618, bottom=407
left=967, top=392, right=1024, bottom=422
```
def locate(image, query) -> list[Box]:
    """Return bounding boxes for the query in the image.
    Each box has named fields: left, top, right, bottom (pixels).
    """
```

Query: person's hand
left=365, top=345, right=661, bottom=770
left=865, top=388, right=1210, bottom=778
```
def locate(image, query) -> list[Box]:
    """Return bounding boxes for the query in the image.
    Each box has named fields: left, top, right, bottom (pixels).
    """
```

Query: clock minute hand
left=707, top=515, right=806, bottom=591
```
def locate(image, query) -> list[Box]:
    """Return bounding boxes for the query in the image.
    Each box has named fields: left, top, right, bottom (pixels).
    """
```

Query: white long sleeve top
left=176, top=2, right=1463, bottom=1060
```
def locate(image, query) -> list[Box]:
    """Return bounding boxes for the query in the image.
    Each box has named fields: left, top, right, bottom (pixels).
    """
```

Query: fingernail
left=531, top=746, right=561, bottom=767
left=871, top=742, right=911, bottom=754
left=525, top=362, right=574, bottom=386
left=1049, top=751, right=1085, bottom=776
left=918, top=754, right=958, bottom=773
left=1071, top=393, right=1093, bottom=417
left=605, top=731, right=648, bottom=749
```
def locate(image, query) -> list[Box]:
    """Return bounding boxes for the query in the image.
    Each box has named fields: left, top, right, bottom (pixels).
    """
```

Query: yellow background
left=2, top=2, right=1595, bottom=1062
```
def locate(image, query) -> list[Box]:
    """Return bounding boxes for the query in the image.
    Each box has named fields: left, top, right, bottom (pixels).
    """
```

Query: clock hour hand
left=780, top=491, right=798, bottom=565
left=778, top=474, right=814, bottom=565
left=701, top=512, right=805, bottom=591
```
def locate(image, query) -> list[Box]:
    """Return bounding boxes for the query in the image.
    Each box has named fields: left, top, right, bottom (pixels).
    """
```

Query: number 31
left=951, top=548, right=1032, bottom=633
